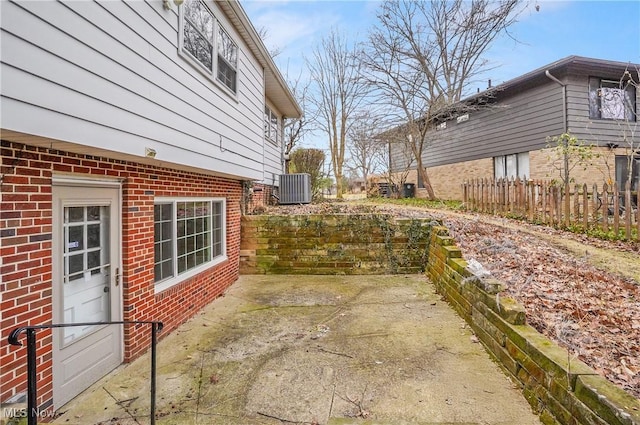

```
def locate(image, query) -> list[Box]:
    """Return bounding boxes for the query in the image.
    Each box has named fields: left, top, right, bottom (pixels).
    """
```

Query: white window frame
left=153, top=197, right=227, bottom=293
left=178, top=0, right=238, bottom=96
left=588, top=76, right=636, bottom=122
left=494, top=152, right=529, bottom=179
left=264, top=105, right=279, bottom=146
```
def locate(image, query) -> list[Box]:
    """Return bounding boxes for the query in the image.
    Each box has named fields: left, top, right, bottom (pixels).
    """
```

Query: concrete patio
left=51, top=275, right=541, bottom=425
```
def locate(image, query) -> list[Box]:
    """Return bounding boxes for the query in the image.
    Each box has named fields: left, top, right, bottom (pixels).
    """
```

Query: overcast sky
left=243, top=0, right=640, bottom=148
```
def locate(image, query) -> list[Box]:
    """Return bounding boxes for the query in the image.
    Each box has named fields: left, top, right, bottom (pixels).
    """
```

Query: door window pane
left=68, top=226, right=84, bottom=251
left=68, top=207, right=84, bottom=222
left=68, top=254, right=84, bottom=277
left=87, top=224, right=100, bottom=248
left=87, top=206, right=100, bottom=221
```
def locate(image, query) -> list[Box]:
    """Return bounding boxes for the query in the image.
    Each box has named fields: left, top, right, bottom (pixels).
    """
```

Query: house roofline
left=429, top=56, right=639, bottom=125
left=471, top=55, right=640, bottom=102
left=219, top=1, right=302, bottom=118
left=379, top=55, right=639, bottom=139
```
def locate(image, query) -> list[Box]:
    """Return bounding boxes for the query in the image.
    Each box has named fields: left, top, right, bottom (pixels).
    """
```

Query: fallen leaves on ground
left=441, top=214, right=640, bottom=399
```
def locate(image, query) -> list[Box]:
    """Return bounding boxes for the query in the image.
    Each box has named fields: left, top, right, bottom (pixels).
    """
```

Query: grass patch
left=363, top=197, right=464, bottom=210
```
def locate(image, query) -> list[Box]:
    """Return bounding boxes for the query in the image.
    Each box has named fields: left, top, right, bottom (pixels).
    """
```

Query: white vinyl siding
left=0, top=0, right=278, bottom=181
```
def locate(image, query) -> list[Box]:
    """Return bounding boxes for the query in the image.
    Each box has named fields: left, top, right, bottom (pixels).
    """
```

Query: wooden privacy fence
left=462, top=178, right=639, bottom=241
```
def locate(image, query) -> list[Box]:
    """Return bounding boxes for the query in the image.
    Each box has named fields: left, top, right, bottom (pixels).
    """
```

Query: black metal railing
left=8, top=321, right=163, bottom=425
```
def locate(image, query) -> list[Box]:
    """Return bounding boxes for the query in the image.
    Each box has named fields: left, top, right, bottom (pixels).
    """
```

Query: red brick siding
left=1, top=140, right=243, bottom=412
left=246, top=183, right=277, bottom=213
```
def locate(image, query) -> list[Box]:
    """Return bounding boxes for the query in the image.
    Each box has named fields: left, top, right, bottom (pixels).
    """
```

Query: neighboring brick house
left=0, top=0, right=300, bottom=414
left=389, top=56, right=639, bottom=200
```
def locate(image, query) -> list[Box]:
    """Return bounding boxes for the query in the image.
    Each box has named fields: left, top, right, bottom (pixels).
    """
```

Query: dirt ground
left=52, top=275, right=541, bottom=425
left=264, top=201, right=640, bottom=400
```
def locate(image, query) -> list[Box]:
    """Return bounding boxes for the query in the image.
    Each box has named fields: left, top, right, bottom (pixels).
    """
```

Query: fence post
left=613, top=182, right=620, bottom=236
left=541, top=181, right=547, bottom=225
left=480, top=178, right=486, bottom=213
left=515, top=177, right=521, bottom=216
left=471, top=178, right=476, bottom=211
left=592, top=183, right=599, bottom=228
left=582, top=184, right=589, bottom=230
left=553, top=186, right=560, bottom=226
left=564, top=182, right=570, bottom=228
left=624, top=180, right=631, bottom=240
left=573, top=184, right=580, bottom=224
left=602, top=183, right=609, bottom=234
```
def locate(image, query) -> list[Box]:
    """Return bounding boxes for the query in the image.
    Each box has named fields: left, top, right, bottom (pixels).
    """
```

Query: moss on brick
left=575, top=375, right=640, bottom=425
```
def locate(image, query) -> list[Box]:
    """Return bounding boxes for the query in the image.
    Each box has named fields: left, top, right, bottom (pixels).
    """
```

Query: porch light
left=145, top=147, right=157, bottom=158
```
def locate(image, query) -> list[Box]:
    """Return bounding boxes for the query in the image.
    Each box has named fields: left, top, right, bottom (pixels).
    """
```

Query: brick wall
left=245, top=183, right=277, bottom=214
left=530, top=147, right=617, bottom=186
left=401, top=158, right=494, bottom=201
left=239, top=214, right=432, bottom=275
left=238, top=213, right=640, bottom=424
left=1, top=140, right=243, bottom=412
left=401, top=147, right=619, bottom=201
left=425, top=226, right=640, bottom=425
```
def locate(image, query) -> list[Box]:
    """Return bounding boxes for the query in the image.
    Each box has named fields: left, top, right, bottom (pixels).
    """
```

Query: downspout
left=262, top=72, right=267, bottom=187
left=545, top=70, right=567, bottom=133
left=545, top=70, right=570, bottom=226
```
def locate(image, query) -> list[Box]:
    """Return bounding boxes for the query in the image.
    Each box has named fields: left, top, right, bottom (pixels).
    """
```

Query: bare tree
left=583, top=66, right=639, bottom=190
left=256, top=27, right=310, bottom=174
left=307, top=30, right=367, bottom=198
left=256, top=26, right=282, bottom=58
left=615, top=67, right=639, bottom=192
left=362, top=0, right=522, bottom=200
left=283, top=74, right=314, bottom=173
left=347, top=111, right=387, bottom=193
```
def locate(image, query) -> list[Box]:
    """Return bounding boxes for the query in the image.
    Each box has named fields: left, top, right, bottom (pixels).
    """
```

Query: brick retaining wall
left=240, top=214, right=434, bottom=274
left=239, top=213, right=640, bottom=425
left=425, top=225, right=640, bottom=425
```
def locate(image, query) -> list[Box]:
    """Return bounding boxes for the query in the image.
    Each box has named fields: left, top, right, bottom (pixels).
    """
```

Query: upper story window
left=588, top=77, right=636, bottom=121
left=217, top=27, right=238, bottom=93
left=264, top=106, right=279, bottom=145
left=181, top=0, right=238, bottom=94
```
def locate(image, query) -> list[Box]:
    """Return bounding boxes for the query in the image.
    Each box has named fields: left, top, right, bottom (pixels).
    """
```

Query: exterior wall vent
left=279, top=173, right=311, bottom=204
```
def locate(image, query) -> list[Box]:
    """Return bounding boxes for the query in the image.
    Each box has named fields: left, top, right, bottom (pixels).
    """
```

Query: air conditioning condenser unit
left=279, top=173, right=311, bottom=204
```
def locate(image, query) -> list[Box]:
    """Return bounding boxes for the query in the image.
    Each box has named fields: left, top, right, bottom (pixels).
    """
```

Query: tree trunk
left=416, top=159, right=436, bottom=200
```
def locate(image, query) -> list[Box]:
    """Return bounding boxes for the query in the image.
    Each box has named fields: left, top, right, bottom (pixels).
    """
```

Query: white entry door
left=52, top=182, right=123, bottom=408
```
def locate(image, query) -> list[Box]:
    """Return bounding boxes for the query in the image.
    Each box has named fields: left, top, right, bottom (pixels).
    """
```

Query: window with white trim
left=615, top=155, right=639, bottom=192
left=264, top=106, right=279, bottom=145
left=154, top=199, right=225, bottom=291
left=588, top=77, right=636, bottom=121
left=494, top=152, right=529, bottom=179
left=180, top=0, right=238, bottom=94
